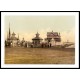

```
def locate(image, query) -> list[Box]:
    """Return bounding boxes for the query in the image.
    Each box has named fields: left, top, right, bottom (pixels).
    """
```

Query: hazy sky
left=5, top=16, right=75, bottom=43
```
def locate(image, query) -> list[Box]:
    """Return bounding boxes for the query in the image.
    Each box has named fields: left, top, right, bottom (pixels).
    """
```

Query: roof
left=47, top=32, right=58, bottom=36
left=32, top=37, right=43, bottom=40
left=12, top=32, right=16, bottom=35
left=36, top=32, right=40, bottom=35
left=32, top=32, right=43, bottom=40
left=47, top=31, right=60, bottom=39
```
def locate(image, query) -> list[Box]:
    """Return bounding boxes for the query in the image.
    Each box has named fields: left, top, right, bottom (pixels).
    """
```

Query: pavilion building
left=32, top=32, right=43, bottom=47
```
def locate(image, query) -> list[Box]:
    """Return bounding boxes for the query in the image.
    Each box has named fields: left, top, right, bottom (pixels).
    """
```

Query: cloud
left=61, top=28, right=75, bottom=43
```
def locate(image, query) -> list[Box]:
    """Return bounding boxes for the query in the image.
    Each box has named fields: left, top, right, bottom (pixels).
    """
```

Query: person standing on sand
left=50, top=43, right=51, bottom=47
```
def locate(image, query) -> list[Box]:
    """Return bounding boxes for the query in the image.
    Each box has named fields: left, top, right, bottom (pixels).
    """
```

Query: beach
left=5, top=47, right=75, bottom=64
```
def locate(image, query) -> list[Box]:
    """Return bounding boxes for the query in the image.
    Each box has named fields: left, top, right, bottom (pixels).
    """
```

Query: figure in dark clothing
left=48, top=44, right=49, bottom=48
left=42, top=43, right=43, bottom=48
left=25, top=43, right=27, bottom=47
left=50, top=43, right=51, bottom=47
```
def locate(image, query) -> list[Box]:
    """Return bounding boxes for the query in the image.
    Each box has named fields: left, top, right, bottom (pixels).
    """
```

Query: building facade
left=45, top=31, right=61, bottom=46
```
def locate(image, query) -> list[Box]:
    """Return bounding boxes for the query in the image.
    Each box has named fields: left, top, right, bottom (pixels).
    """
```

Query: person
left=42, top=43, right=43, bottom=48
left=31, top=43, right=33, bottom=48
left=48, top=43, right=49, bottom=48
left=50, top=43, right=51, bottom=47
left=25, top=42, right=27, bottom=47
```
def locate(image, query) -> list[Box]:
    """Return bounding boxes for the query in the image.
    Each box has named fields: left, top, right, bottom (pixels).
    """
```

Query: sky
left=5, top=16, right=75, bottom=43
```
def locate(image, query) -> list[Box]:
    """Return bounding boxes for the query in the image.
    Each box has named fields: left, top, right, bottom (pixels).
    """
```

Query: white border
left=1, top=12, right=79, bottom=68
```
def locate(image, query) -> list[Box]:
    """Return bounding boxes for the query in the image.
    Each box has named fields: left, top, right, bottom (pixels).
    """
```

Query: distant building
left=6, top=23, right=20, bottom=47
left=45, top=31, right=61, bottom=46
left=32, top=32, right=43, bottom=47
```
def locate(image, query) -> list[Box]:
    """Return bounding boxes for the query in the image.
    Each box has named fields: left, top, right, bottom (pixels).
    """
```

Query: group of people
left=30, top=42, right=52, bottom=48
left=5, top=40, right=52, bottom=48
left=41, top=42, right=52, bottom=48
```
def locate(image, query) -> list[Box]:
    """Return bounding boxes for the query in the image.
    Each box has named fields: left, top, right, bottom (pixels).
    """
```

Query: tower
left=9, top=23, right=11, bottom=39
left=36, top=32, right=40, bottom=38
left=7, top=31, right=8, bottom=40
left=8, top=22, right=11, bottom=47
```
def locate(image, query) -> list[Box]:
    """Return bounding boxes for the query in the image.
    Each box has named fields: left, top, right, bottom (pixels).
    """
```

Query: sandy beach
left=5, top=47, right=75, bottom=64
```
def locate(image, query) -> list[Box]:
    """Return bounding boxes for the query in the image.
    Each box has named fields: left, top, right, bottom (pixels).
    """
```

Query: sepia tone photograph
left=1, top=12, right=79, bottom=68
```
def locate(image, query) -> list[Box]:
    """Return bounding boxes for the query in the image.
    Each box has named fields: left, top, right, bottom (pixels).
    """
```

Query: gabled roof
left=47, top=32, right=58, bottom=35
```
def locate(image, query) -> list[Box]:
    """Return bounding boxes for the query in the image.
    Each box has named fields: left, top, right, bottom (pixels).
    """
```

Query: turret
left=36, top=32, right=40, bottom=38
